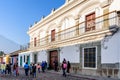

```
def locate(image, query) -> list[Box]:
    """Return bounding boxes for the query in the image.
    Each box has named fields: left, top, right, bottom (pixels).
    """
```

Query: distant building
left=9, top=50, right=21, bottom=65
left=10, top=48, right=28, bottom=65
left=19, top=0, right=120, bottom=79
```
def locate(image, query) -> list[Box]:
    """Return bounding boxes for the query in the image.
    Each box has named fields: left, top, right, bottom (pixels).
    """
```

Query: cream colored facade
left=19, top=0, right=120, bottom=79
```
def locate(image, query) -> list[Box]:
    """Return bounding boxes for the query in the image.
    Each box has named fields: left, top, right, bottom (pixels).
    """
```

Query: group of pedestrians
left=53, top=58, right=71, bottom=77
left=0, top=62, right=18, bottom=76
left=24, top=61, right=47, bottom=78
left=61, top=58, right=71, bottom=77
left=0, top=59, right=71, bottom=78
left=24, top=62, right=37, bottom=78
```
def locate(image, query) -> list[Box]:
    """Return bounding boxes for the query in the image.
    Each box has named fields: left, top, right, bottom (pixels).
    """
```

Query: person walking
left=29, top=63, right=33, bottom=75
left=61, top=58, right=67, bottom=77
left=1, top=62, right=6, bottom=77
left=16, top=63, right=19, bottom=76
left=44, top=61, right=47, bottom=71
left=67, top=61, right=71, bottom=73
left=8, top=62, right=12, bottom=75
left=32, top=63, right=36, bottom=78
left=41, top=61, right=45, bottom=73
left=5, top=64, right=9, bottom=74
left=53, top=59, right=58, bottom=71
left=24, top=62, right=29, bottom=76
left=13, top=63, right=17, bottom=76
left=37, top=63, right=41, bottom=73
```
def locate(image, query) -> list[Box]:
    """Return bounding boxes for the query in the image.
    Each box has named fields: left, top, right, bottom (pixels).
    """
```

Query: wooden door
left=50, top=50, right=58, bottom=69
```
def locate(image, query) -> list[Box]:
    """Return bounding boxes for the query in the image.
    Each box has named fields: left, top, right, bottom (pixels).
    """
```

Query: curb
left=47, top=71, right=96, bottom=80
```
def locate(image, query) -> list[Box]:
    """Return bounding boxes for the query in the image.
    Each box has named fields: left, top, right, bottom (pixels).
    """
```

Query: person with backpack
left=61, top=58, right=67, bottom=77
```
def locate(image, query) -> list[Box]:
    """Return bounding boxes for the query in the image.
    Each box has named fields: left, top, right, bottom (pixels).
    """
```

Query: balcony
left=29, top=11, right=118, bottom=51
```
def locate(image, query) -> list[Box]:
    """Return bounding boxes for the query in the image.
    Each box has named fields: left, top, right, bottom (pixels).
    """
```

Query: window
left=34, top=37, right=37, bottom=47
left=51, top=29, right=55, bottom=41
left=84, top=47, right=96, bottom=68
left=86, top=12, right=95, bottom=31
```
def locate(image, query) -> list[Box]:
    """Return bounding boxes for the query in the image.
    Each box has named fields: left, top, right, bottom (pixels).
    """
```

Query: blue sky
left=0, top=0, right=65, bottom=45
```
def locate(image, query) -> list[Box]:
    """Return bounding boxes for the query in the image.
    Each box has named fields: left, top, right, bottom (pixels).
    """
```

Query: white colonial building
left=19, top=0, right=120, bottom=79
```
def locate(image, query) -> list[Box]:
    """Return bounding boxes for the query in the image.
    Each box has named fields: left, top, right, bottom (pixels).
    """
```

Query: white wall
left=30, top=52, right=33, bottom=63
left=110, top=0, right=120, bottom=12
left=18, top=53, right=24, bottom=67
left=18, top=51, right=31, bottom=67
left=101, top=31, right=120, bottom=63
left=38, top=50, right=47, bottom=63
left=60, top=45, right=80, bottom=63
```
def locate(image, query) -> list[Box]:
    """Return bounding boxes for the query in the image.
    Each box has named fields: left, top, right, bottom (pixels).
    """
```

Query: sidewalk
left=47, top=70, right=120, bottom=80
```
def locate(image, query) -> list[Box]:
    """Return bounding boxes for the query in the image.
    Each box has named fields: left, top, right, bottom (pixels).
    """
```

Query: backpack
left=63, top=63, right=67, bottom=69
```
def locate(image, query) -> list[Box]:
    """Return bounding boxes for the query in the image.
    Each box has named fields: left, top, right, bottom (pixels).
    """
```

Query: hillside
left=0, top=35, right=20, bottom=54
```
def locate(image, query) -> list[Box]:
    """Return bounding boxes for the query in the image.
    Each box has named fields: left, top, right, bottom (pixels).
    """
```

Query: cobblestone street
left=0, top=68, right=96, bottom=80
left=0, top=68, right=119, bottom=80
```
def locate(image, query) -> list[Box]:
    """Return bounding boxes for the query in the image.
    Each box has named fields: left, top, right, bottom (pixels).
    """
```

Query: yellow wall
left=5, top=55, right=10, bottom=64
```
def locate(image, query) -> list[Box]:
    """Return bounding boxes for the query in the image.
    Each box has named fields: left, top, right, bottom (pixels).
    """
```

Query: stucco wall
left=101, top=30, right=120, bottom=63
left=18, top=51, right=31, bottom=67
left=110, top=0, right=120, bottom=12
left=37, top=51, right=47, bottom=63
left=60, top=45, right=80, bottom=63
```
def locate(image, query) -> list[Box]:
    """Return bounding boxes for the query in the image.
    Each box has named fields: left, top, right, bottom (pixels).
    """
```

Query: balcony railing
left=29, top=11, right=118, bottom=50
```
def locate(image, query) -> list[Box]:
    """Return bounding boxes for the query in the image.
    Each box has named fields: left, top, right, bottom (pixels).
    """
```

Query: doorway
left=49, top=50, right=58, bottom=69
left=27, top=55, right=30, bottom=65
left=34, top=54, right=37, bottom=64
left=20, top=56, right=22, bottom=67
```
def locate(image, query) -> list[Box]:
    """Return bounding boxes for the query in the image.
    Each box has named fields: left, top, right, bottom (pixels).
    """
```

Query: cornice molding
left=28, top=0, right=87, bottom=34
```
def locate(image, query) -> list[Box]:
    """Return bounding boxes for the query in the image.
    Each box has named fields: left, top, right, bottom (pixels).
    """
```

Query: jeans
left=38, top=68, right=40, bottom=73
left=33, top=72, right=36, bottom=78
left=62, top=69, right=66, bottom=77
left=25, top=69, right=29, bottom=76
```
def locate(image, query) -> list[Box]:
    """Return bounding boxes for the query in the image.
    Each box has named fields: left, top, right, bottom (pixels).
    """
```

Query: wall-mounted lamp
left=117, top=11, right=120, bottom=17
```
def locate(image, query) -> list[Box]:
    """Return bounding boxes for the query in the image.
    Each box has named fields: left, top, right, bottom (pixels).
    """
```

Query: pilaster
left=74, top=16, right=80, bottom=36
left=100, top=0, right=110, bottom=29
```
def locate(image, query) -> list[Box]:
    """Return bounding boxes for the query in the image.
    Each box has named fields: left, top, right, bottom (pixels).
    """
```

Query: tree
left=0, top=51, right=5, bottom=56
